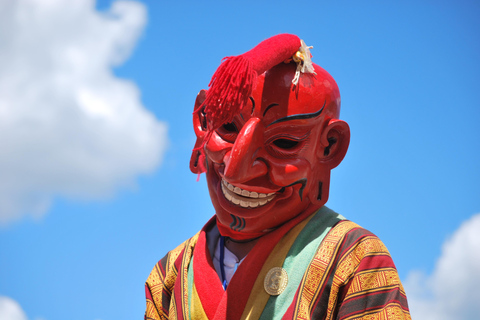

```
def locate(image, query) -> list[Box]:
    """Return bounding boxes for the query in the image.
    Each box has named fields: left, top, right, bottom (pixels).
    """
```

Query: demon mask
left=190, top=61, right=350, bottom=240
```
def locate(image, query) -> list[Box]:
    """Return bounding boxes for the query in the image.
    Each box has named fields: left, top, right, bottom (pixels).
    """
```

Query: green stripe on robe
left=259, top=207, right=344, bottom=320
left=187, top=257, right=194, bottom=319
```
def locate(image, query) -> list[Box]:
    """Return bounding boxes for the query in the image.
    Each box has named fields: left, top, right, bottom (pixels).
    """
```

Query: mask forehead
left=249, top=63, right=341, bottom=123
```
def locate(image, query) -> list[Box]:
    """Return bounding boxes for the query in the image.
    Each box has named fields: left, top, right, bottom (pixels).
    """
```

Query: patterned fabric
left=145, top=207, right=410, bottom=320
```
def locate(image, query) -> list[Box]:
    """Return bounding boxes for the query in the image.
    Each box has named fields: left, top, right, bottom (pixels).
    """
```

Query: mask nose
left=223, top=117, right=267, bottom=183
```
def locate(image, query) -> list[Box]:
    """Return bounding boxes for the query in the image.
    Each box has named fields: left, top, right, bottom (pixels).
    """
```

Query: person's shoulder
left=334, top=219, right=379, bottom=239
left=324, top=220, right=410, bottom=319
left=320, top=218, right=404, bottom=293
left=145, top=231, right=201, bottom=299
left=332, top=219, right=390, bottom=253
left=146, top=216, right=216, bottom=285
left=155, top=231, right=201, bottom=275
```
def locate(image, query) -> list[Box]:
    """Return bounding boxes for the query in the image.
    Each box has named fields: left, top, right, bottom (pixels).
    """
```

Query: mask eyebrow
left=263, top=103, right=279, bottom=117
left=240, top=97, right=255, bottom=121
left=266, top=100, right=326, bottom=127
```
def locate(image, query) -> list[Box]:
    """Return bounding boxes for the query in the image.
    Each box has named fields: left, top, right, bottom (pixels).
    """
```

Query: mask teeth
left=221, top=180, right=275, bottom=208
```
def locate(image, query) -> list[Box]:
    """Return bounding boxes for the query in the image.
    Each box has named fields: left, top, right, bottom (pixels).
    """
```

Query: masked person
left=145, top=34, right=411, bottom=320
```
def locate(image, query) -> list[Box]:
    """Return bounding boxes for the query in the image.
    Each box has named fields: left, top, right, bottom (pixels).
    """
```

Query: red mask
left=190, top=62, right=350, bottom=240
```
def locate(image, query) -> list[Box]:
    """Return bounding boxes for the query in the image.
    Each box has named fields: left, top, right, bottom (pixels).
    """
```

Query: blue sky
left=0, top=1, right=479, bottom=319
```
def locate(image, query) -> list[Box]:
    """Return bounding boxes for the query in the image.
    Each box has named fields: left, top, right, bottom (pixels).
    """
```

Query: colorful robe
left=145, top=207, right=410, bottom=320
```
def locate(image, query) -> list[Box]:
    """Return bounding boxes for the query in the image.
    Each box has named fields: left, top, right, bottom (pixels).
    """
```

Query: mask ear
left=317, top=119, right=350, bottom=169
left=189, top=89, right=208, bottom=174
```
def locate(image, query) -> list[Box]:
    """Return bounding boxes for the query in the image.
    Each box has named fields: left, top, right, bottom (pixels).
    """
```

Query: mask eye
left=267, top=133, right=309, bottom=158
left=200, top=108, right=207, bottom=130
left=273, top=138, right=298, bottom=149
left=222, top=122, right=237, bottom=132
left=216, top=122, right=238, bottom=143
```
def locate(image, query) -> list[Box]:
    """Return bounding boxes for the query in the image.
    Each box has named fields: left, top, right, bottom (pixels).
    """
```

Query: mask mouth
left=221, top=179, right=276, bottom=208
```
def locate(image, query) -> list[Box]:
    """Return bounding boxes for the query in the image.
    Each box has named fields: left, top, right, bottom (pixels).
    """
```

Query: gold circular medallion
left=264, top=267, right=288, bottom=296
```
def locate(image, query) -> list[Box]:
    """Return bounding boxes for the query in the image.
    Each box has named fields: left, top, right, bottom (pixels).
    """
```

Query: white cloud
left=0, top=0, right=168, bottom=226
left=404, top=213, right=480, bottom=320
left=0, top=296, right=28, bottom=320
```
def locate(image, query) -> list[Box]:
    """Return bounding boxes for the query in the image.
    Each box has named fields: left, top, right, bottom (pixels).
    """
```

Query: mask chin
left=216, top=200, right=322, bottom=241
left=216, top=218, right=267, bottom=241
